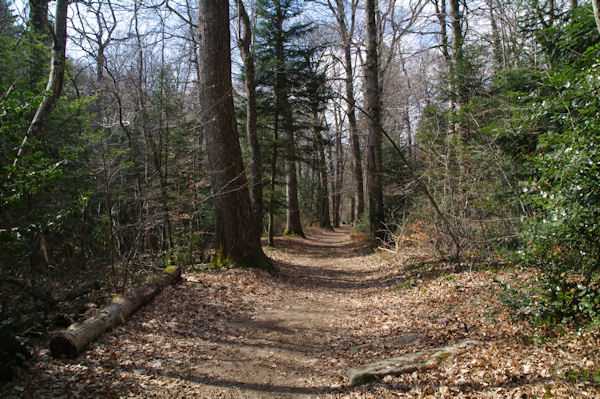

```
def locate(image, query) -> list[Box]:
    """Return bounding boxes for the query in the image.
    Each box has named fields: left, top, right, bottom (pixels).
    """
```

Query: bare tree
left=364, top=0, right=384, bottom=240
left=197, top=0, right=271, bottom=269
left=236, top=0, right=264, bottom=234
left=327, top=0, right=364, bottom=222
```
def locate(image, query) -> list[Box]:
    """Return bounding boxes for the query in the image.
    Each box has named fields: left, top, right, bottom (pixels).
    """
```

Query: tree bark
left=49, top=267, right=181, bottom=359
left=14, top=0, right=68, bottom=165
left=29, top=0, right=48, bottom=35
left=449, top=0, right=465, bottom=136
left=593, top=0, right=600, bottom=35
left=364, top=0, right=384, bottom=240
left=236, top=0, right=264, bottom=234
left=197, top=0, right=272, bottom=269
left=267, top=132, right=278, bottom=246
left=312, top=110, right=332, bottom=229
left=284, top=129, right=304, bottom=236
left=333, top=118, right=344, bottom=227
left=27, top=0, right=67, bottom=140
left=331, top=101, right=345, bottom=227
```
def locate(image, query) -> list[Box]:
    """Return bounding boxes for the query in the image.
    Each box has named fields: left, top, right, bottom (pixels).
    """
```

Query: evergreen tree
left=0, top=0, right=16, bottom=37
left=296, top=45, right=332, bottom=229
left=255, top=0, right=311, bottom=237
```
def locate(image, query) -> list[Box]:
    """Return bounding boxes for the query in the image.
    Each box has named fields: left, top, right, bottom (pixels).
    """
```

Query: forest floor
left=7, top=227, right=600, bottom=398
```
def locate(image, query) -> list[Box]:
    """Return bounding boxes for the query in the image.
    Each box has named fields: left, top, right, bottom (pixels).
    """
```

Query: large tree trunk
left=14, top=0, right=68, bottom=165
left=236, top=0, right=264, bottom=234
left=364, top=0, right=384, bottom=240
left=26, top=0, right=67, bottom=141
left=197, top=0, right=272, bottom=269
left=28, top=0, right=48, bottom=36
left=49, top=267, right=181, bottom=359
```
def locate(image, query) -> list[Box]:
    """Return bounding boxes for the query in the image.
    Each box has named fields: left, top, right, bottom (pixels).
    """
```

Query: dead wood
left=49, top=267, right=181, bottom=359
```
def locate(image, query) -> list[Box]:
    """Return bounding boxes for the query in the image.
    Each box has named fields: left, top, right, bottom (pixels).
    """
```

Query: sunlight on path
left=25, top=228, right=383, bottom=398
left=22, top=228, right=600, bottom=398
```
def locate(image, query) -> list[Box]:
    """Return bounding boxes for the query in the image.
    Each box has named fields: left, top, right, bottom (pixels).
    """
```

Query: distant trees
left=302, top=46, right=332, bottom=229
left=327, top=0, right=364, bottom=223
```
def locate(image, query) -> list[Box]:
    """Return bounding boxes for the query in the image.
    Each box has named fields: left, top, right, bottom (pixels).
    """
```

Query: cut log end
left=49, top=334, right=77, bottom=359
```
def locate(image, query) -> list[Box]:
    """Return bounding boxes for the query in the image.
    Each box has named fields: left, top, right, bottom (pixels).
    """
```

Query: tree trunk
left=331, top=101, right=345, bottom=227
left=284, top=130, right=304, bottom=236
left=364, top=0, right=384, bottom=240
left=236, top=0, right=264, bottom=234
left=49, top=267, right=181, bottom=359
left=312, top=111, right=332, bottom=229
left=593, top=0, right=600, bottom=35
left=14, top=0, right=68, bottom=165
left=197, top=0, right=272, bottom=269
left=335, top=111, right=345, bottom=227
left=433, top=0, right=456, bottom=138
left=449, top=0, right=465, bottom=136
left=267, top=110, right=279, bottom=247
left=29, top=0, right=48, bottom=36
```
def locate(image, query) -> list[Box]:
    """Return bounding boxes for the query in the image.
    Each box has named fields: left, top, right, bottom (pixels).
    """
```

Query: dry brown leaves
left=6, top=228, right=599, bottom=398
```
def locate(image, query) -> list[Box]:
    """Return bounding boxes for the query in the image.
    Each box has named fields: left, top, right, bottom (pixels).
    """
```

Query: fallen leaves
left=4, top=228, right=599, bottom=398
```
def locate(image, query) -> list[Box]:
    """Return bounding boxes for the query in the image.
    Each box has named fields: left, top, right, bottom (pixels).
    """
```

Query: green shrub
left=517, top=45, right=600, bottom=326
left=353, top=212, right=369, bottom=234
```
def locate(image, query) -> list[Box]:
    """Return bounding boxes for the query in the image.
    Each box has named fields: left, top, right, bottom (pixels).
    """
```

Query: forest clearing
left=4, top=228, right=599, bottom=398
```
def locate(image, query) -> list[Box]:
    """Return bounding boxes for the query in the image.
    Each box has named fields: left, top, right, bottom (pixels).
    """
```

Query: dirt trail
left=22, top=227, right=391, bottom=398
left=186, top=227, right=366, bottom=398
left=14, top=227, right=600, bottom=398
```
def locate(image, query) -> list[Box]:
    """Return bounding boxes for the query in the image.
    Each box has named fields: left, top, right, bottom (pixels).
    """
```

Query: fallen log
left=347, top=339, right=481, bottom=386
left=49, top=266, right=181, bottom=359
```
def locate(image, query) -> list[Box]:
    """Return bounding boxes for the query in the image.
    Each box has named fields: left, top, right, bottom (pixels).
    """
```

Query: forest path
left=26, top=227, right=402, bottom=398
left=183, top=226, right=369, bottom=398
left=21, top=228, right=600, bottom=398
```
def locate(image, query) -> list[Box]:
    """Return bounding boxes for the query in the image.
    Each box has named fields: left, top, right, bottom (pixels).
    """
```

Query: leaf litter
left=6, top=227, right=600, bottom=398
